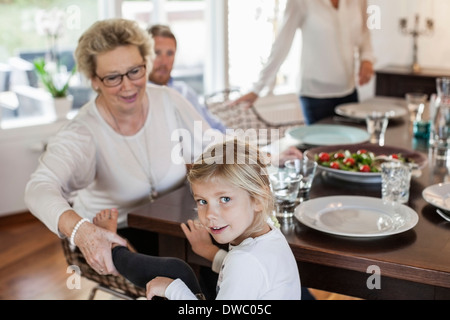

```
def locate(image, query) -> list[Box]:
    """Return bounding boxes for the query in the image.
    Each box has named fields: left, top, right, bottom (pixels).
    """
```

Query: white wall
left=359, top=0, right=450, bottom=100
left=0, top=121, right=66, bottom=217
left=369, top=0, right=450, bottom=70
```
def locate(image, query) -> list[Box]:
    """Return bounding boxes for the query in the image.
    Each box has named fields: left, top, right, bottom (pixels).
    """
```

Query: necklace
left=104, top=102, right=158, bottom=202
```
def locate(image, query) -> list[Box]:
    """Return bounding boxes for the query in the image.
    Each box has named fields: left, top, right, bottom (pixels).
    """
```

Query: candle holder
left=399, top=14, right=434, bottom=73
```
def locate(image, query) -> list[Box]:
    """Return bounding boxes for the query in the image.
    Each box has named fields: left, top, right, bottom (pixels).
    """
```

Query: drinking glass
left=405, top=93, right=428, bottom=122
left=284, top=158, right=318, bottom=202
left=269, top=170, right=301, bottom=219
left=366, top=112, right=389, bottom=146
left=432, top=78, right=450, bottom=152
left=381, top=162, right=411, bottom=204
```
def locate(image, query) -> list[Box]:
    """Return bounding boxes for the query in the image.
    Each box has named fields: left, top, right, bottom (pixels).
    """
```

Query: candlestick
left=399, top=14, right=434, bottom=73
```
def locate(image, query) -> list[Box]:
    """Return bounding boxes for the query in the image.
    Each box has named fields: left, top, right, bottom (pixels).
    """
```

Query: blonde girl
left=147, top=138, right=301, bottom=300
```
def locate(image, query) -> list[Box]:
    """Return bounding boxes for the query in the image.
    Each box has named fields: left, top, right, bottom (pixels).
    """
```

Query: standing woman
left=233, top=0, right=375, bottom=125
left=25, top=19, right=214, bottom=276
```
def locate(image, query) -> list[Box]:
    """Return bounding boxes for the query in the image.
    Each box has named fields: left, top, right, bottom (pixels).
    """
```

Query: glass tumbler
left=381, top=162, right=412, bottom=204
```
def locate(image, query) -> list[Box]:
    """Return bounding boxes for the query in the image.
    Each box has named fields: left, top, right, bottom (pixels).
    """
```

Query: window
left=0, top=0, right=99, bottom=125
left=227, top=0, right=302, bottom=95
left=0, top=1, right=98, bottom=63
left=122, top=0, right=207, bottom=94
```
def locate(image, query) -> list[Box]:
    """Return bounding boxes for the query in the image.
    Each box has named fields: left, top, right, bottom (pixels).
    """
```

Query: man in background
left=147, top=24, right=227, bottom=133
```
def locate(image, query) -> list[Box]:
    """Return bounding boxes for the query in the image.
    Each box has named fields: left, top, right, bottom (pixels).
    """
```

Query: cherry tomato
left=357, top=149, right=368, bottom=155
left=359, top=164, right=371, bottom=172
left=344, top=158, right=356, bottom=166
left=334, top=153, right=345, bottom=159
left=330, top=161, right=340, bottom=170
left=319, top=152, right=330, bottom=162
left=391, top=154, right=399, bottom=159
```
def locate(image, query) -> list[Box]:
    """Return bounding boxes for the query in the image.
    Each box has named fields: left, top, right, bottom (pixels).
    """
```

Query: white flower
left=35, top=8, right=66, bottom=38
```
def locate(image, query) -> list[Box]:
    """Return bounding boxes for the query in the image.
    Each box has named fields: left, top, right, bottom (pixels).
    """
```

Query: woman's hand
left=75, top=222, right=128, bottom=275
left=229, top=92, right=259, bottom=108
left=60, top=210, right=127, bottom=276
left=76, top=222, right=127, bottom=275
left=146, top=277, right=174, bottom=300
left=359, top=60, right=374, bottom=86
left=181, top=219, right=219, bottom=262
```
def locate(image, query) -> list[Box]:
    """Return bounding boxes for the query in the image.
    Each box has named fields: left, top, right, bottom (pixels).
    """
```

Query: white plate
left=286, top=125, right=370, bottom=147
left=335, top=102, right=407, bottom=120
left=295, top=196, right=419, bottom=238
left=422, top=183, right=450, bottom=211
left=305, top=143, right=428, bottom=184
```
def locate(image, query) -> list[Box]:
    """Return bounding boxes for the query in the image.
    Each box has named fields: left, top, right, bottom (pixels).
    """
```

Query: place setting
left=333, top=97, right=408, bottom=123
left=265, top=87, right=442, bottom=240
left=285, top=123, right=370, bottom=148
left=269, top=108, right=428, bottom=238
left=293, top=153, right=420, bottom=238
left=422, top=182, right=450, bottom=222
left=268, top=138, right=422, bottom=238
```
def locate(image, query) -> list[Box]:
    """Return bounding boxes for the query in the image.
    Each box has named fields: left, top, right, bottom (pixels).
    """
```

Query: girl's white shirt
left=165, top=225, right=301, bottom=300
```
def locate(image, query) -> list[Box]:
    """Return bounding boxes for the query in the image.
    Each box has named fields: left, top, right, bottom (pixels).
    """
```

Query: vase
left=53, top=95, right=73, bottom=120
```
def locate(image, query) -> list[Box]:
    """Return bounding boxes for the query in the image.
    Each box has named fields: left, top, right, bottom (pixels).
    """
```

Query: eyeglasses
left=96, top=64, right=147, bottom=87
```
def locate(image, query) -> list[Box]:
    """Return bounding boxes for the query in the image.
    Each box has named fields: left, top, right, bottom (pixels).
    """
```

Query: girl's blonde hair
left=187, top=138, right=274, bottom=238
left=74, top=18, right=154, bottom=79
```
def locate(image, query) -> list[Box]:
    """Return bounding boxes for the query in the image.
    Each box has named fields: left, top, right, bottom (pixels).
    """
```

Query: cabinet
left=0, top=121, right=66, bottom=217
left=375, top=65, right=450, bottom=98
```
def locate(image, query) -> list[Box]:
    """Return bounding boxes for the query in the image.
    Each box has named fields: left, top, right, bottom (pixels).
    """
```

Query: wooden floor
left=0, top=212, right=359, bottom=300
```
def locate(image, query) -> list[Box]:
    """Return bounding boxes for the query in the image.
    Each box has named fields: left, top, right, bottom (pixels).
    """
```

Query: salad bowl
left=304, top=143, right=428, bottom=184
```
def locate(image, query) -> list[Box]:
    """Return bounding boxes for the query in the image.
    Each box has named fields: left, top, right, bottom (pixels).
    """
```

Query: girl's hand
left=181, top=220, right=219, bottom=262
left=146, top=277, right=174, bottom=300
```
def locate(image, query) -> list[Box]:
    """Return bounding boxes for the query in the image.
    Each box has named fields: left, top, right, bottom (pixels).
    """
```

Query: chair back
left=205, top=89, right=305, bottom=145
left=61, top=238, right=146, bottom=299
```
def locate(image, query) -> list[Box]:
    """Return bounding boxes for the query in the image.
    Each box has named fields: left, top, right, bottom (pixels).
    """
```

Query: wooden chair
left=61, top=238, right=146, bottom=300
left=204, top=88, right=305, bottom=145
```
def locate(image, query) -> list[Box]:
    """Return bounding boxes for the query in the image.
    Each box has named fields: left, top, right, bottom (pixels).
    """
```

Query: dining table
left=128, top=96, right=450, bottom=300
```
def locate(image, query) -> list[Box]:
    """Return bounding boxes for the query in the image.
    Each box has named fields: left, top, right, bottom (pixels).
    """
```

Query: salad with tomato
left=315, top=149, right=409, bottom=173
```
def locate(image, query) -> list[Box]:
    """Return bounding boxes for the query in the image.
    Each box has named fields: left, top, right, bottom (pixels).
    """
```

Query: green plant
left=33, top=58, right=76, bottom=98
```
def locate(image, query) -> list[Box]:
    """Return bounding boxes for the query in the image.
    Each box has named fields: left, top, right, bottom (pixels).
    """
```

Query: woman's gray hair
left=75, top=18, right=154, bottom=79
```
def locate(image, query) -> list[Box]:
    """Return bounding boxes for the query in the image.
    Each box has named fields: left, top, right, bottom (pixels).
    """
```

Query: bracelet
left=69, top=218, right=90, bottom=249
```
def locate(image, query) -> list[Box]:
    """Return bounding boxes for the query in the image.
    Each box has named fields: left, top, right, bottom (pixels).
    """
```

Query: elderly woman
left=24, top=19, right=215, bottom=276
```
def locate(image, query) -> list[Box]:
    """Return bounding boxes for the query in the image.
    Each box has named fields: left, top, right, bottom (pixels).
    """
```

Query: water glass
left=432, top=78, right=450, bottom=151
left=269, top=171, right=301, bottom=219
left=366, top=112, right=389, bottom=146
left=381, top=162, right=412, bottom=204
left=405, top=93, right=428, bottom=122
left=284, top=158, right=318, bottom=202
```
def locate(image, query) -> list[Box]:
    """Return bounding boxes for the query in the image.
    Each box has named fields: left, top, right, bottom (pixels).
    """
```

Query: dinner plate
left=295, top=196, right=419, bottom=237
left=422, top=183, right=450, bottom=212
left=335, top=102, right=407, bottom=120
left=304, top=143, right=428, bottom=184
left=285, top=125, right=370, bottom=147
